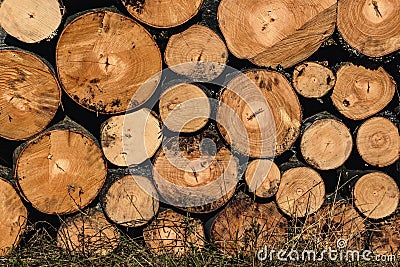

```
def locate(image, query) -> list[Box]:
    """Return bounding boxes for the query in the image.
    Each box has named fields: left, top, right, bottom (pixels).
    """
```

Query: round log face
left=0, top=178, right=27, bottom=256
left=292, top=62, right=336, bottom=98
left=338, top=0, right=400, bottom=57
left=143, top=209, right=205, bottom=256
left=101, top=109, right=162, bottom=166
left=57, top=210, right=120, bottom=256
left=354, top=172, right=399, bottom=219
left=356, top=117, right=399, bottom=167
left=211, top=195, right=288, bottom=255
left=0, top=0, right=62, bottom=43
left=276, top=167, right=325, bottom=218
left=245, top=159, right=281, bottom=198
left=122, top=0, right=204, bottom=28
left=217, top=70, right=301, bottom=157
left=217, top=0, right=337, bottom=67
left=0, top=50, right=61, bottom=140
left=16, top=130, right=107, bottom=214
left=331, top=63, right=395, bottom=120
left=165, top=25, right=228, bottom=82
left=56, top=11, right=162, bottom=114
left=159, top=83, right=210, bottom=133
left=301, top=119, right=353, bottom=170
left=103, top=175, right=159, bottom=227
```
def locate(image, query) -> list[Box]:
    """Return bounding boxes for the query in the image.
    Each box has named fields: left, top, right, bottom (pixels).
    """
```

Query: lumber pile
left=0, top=0, right=398, bottom=258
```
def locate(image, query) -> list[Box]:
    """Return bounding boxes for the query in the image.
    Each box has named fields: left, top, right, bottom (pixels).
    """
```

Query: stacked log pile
left=0, top=0, right=399, bottom=258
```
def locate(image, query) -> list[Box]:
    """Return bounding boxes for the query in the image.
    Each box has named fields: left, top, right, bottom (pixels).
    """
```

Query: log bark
left=14, top=117, right=107, bottom=215
left=0, top=0, right=63, bottom=43
left=56, top=209, right=120, bottom=256
left=217, top=0, right=337, bottom=68
left=0, top=166, right=27, bottom=256
left=300, top=112, right=353, bottom=170
left=337, top=0, right=400, bottom=57
left=353, top=171, right=399, bottom=219
left=217, top=69, right=302, bottom=157
left=276, top=166, right=325, bottom=218
left=164, top=25, right=228, bottom=82
left=209, top=192, right=288, bottom=255
left=159, top=83, right=210, bottom=133
left=152, top=128, right=238, bottom=213
left=101, top=169, right=159, bottom=228
left=244, top=159, right=281, bottom=199
left=56, top=10, right=162, bottom=114
left=331, top=63, right=395, bottom=120
left=356, top=116, right=399, bottom=167
left=0, top=49, right=61, bottom=140
left=292, top=61, right=336, bottom=98
left=143, top=209, right=205, bottom=256
left=121, top=0, right=204, bottom=28
left=100, top=109, right=162, bottom=167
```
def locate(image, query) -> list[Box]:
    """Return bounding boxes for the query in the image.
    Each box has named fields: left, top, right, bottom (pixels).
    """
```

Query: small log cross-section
left=301, top=116, right=353, bottom=170
left=331, top=63, right=395, bottom=120
left=356, top=116, right=399, bottom=167
left=152, top=132, right=238, bottom=213
left=0, top=0, right=63, bottom=43
left=165, top=25, right=228, bottom=82
left=0, top=49, right=61, bottom=140
left=217, top=70, right=302, bottom=157
left=217, top=0, right=337, bottom=68
left=210, top=193, right=288, bottom=255
left=245, top=159, right=281, bottom=198
left=159, top=83, right=210, bottom=133
left=292, top=61, right=336, bottom=98
left=101, top=109, right=162, bottom=167
left=56, top=10, right=162, bottom=114
left=338, top=0, right=400, bottom=57
left=303, top=202, right=366, bottom=250
left=15, top=118, right=107, bottom=215
left=122, top=0, right=204, bottom=28
left=143, top=209, right=205, bottom=256
left=57, top=209, right=120, bottom=256
left=102, top=174, right=159, bottom=227
left=276, top=166, right=325, bottom=218
left=354, top=172, right=399, bottom=219
left=0, top=173, right=27, bottom=256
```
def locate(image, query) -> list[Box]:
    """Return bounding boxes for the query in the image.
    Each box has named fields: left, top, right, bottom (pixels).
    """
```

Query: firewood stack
left=0, top=0, right=398, bottom=257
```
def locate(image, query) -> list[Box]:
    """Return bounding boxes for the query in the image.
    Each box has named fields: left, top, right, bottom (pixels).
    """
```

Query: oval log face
left=0, top=50, right=61, bottom=140
left=16, top=129, right=107, bottom=215
left=56, top=11, right=162, bottom=114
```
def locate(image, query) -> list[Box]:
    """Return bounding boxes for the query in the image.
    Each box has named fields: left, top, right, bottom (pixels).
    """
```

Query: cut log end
left=292, top=62, right=336, bottom=98
left=337, top=0, right=400, bottom=57
left=165, top=25, right=228, bottom=82
left=0, top=0, right=63, bottom=43
left=102, top=174, right=159, bottom=227
left=0, top=49, right=61, bottom=140
left=356, top=117, right=399, bottom=167
left=122, top=0, right=204, bottom=28
left=57, top=210, right=120, bottom=256
left=245, top=159, right=281, bottom=198
left=101, top=109, right=162, bottom=166
left=56, top=10, right=162, bottom=114
left=331, top=63, right=395, bottom=120
left=159, top=83, right=210, bottom=133
left=354, top=172, right=399, bottom=219
left=276, top=166, right=325, bottom=218
left=0, top=178, right=27, bottom=256
left=301, top=118, right=353, bottom=170
left=143, top=209, right=205, bottom=256
left=16, top=127, right=107, bottom=215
